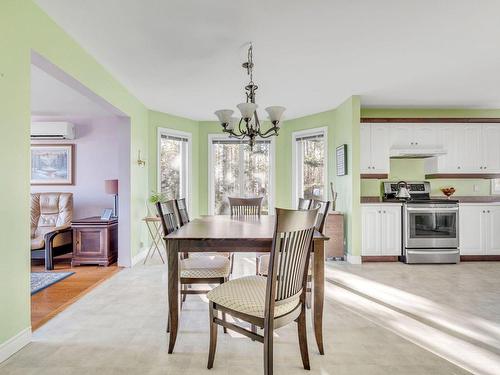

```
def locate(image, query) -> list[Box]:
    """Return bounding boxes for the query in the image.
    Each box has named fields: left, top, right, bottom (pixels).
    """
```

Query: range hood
left=389, top=147, right=447, bottom=159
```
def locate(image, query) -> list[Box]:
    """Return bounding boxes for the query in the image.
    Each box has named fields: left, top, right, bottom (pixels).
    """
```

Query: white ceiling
left=31, top=64, right=114, bottom=117
left=35, top=0, right=500, bottom=120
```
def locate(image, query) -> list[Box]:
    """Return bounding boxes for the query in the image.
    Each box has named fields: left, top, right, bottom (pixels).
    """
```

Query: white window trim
left=291, top=127, right=328, bottom=206
left=157, top=127, right=192, bottom=210
left=208, top=133, right=276, bottom=215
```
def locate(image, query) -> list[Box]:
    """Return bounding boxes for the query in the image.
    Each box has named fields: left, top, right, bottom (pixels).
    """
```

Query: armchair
left=31, top=192, right=73, bottom=270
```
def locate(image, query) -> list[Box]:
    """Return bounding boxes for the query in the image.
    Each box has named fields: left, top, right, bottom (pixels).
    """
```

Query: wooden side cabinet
left=324, top=212, right=344, bottom=260
left=72, top=217, right=118, bottom=266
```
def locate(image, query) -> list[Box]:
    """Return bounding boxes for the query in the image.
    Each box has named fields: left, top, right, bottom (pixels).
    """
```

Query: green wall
left=148, top=110, right=201, bottom=217
left=0, top=0, right=150, bottom=347
left=360, top=108, right=500, bottom=198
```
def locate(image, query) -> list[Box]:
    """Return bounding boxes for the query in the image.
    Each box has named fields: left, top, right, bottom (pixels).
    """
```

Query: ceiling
left=31, top=64, right=114, bottom=117
left=35, top=0, right=500, bottom=120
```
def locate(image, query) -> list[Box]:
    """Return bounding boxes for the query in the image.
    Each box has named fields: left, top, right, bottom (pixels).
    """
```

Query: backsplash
left=361, top=159, right=492, bottom=197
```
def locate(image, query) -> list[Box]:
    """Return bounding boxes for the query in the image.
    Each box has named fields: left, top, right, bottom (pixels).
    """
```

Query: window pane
left=302, top=138, right=325, bottom=200
left=160, top=137, right=182, bottom=200
left=213, top=143, right=240, bottom=214
left=243, top=142, right=270, bottom=214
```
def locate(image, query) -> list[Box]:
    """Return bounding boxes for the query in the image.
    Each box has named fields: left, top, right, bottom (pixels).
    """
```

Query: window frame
left=157, top=127, right=192, bottom=210
left=208, top=133, right=276, bottom=215
left=291, top=127, right=328, bottom=206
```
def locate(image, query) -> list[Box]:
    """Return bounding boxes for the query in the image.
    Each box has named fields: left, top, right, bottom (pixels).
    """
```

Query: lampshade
left=265, top=106, right=286, bottom=124
left=227, top=117, right=239, bottom=131
left=104, top=179, right=118, bottom=195
left=214, top=109, right=234, bottom=125
left=237, top=103, right=258, bottom=120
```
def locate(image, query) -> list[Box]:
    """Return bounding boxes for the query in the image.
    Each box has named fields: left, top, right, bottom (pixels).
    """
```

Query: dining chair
left=156, top=200, right=232, bottom=332
left=297, top=197, right=312, bottom=210
left=206, top=208, right=318, bottom=375
left=256, top=199, right=329, bottom=308
left=174, top=197, right=190, bottom=226
left=228, top=196, right=263, bottom=216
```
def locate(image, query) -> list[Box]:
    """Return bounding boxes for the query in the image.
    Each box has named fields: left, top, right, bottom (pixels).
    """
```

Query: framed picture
left=100, top=209, right=113, bottom=221
left=336, top=144, right=347, bottom=176
left=31, top=144, right=74, bottom=185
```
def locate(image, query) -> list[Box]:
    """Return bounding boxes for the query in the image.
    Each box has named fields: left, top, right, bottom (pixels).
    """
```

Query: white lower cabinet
left=361, top=205, right=402, bottom=256
left=459, top=204, right=500, bottom=255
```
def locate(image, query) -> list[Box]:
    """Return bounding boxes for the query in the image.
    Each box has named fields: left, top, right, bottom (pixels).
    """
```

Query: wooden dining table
left=164, top=215, right=329, bottom=355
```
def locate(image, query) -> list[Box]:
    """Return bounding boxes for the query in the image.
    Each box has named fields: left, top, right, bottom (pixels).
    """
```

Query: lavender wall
left=31, top=116, right=127, bottom=220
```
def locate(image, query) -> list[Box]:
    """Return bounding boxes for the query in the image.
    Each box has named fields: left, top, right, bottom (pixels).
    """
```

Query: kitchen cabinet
left=481, top=125, right=500, bottom=172
left=460, top=205, right=500, bottom=255
left=360, top=124, right=390, bottom=174
left=389, top=124, right=437, bottom=149
left=361, top=205, right=402, bottom=256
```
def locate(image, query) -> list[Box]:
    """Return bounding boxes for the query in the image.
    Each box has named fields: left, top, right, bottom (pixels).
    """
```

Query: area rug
left=31, top=272, right=75, bottom=295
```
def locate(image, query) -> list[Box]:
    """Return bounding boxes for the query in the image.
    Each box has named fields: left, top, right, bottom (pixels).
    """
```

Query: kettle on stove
left=395, top=181, right=411, bottom=199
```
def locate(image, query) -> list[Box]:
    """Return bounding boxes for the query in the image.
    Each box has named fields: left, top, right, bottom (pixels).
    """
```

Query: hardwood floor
left=31, top=254, right=120, bottom=330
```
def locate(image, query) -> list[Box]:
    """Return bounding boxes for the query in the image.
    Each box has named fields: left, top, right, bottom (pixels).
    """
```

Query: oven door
left=404, top=205, right=459, bottom=249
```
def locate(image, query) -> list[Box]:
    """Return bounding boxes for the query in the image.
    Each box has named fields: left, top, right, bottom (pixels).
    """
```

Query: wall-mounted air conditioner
left=30, top=122, right=75, bottom=140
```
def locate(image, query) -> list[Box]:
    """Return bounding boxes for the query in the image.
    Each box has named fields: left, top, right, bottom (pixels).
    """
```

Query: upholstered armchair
left=31, top=193, right=73, bottom=270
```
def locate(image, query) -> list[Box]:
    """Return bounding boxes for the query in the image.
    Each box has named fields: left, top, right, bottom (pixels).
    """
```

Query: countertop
left=361, top=196, right=500, bottom=204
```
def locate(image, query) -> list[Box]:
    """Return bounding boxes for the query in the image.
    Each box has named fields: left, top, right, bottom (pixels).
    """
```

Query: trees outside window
left=211, top=138, right=272, bottom=215
left=158, top=131, right=190, bottom=203
left=293, top=129, right=327, bottom=204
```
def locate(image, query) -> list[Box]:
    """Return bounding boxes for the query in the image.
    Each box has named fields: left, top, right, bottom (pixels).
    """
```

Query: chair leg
left=220, top=277, right=227, bottom=333
left=255, top=254, right=260, bottom=275
left=263, top=322, right=274, bottom=375
left=45, top=243, right=54, bottom=271
left=166, top=312, right=170, bottom=333
left=182, top=284, right=187, bottom=302
left=207, top=302, right=218, bottom=369
left=297, top=305, right=310, bottom=370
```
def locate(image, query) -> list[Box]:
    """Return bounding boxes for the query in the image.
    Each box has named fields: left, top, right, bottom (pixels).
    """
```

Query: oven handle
left=405, top=206, right=459, bottom=212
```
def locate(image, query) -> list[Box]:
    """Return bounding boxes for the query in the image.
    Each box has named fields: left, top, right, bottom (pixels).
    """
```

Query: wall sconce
left=137, top=150, right=146, bottom=167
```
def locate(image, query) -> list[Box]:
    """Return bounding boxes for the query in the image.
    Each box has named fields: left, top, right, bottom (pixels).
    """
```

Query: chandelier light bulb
left=237, top=103, right=258, bottom=121
left=214, top=109, right=234, bottom=125
left=265, top=106, right=286, bottom=125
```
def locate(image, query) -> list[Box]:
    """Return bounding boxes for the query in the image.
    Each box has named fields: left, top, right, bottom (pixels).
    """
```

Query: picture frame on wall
left=31, top=144, right=74, bottom=185
left=336, top=144, right=347, bottom=176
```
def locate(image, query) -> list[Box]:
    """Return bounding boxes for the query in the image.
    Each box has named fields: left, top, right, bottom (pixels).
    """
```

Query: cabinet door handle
left=488, top=210, right=491, bottom=213
left=457, top=166, right=461, bottom=170
left=480, top=166, right=483, bottom=170
left=415, top=142, right=419, bottom=145
left=484, top=166, right=487, bottom=170
left=383, top=210, right=386, bottom=214
left=378, top=210, right=382, bottom=214
left=483, top=210, right=486, bottom=213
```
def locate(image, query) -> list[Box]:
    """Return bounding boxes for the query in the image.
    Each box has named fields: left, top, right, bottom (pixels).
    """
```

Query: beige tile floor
left=3, top=256, right=498, bottom=374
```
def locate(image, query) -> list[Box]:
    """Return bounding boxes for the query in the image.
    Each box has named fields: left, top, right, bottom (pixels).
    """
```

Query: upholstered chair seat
left=181, top=255, right=231, bottom=279
left=207, top=275, right=300, bottom=318
left=30, top=192, right=73, bottom=269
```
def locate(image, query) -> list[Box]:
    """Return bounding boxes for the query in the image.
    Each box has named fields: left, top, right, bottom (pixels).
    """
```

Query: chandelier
left=214, top=44, right=286, bottom=149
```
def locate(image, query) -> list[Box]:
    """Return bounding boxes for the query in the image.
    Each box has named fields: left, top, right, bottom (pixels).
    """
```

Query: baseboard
left=362, top=256, right=399, bottom=262
left=346, top=254, right=362, bottom=264
left=0, top=327, right=31, bottom=364
left=131, top=247, right=149, bottom=266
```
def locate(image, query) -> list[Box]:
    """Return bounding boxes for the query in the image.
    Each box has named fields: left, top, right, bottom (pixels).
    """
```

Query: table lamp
left=104, top=179, right=119, bottom=217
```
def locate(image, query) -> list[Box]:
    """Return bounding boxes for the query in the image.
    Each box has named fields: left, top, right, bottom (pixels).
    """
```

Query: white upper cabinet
left=362, top=122, right=500, bottom=175
left=481, top=125, right=500, bottom=172
left=360, top=124, right=390, bottom=174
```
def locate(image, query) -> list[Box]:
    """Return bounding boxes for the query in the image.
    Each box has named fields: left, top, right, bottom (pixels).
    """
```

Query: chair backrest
left=228, top=197, right=263, bottom=216
left=265, top=208, right=318, bottom=317
left=311, top=199, right=330, bottom=233
left=31, top=192, right=73, bottom=238
left=156, top=200, right=179, bottom=236
left=174, top=198, right=190, bottom=226
left=297, top=198, right=312, bottom=210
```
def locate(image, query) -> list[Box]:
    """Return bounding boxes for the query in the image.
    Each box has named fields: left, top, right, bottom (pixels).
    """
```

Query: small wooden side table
left=72, top=216, right=118, bottom=266
left=143, top=216, right=165, bottom=264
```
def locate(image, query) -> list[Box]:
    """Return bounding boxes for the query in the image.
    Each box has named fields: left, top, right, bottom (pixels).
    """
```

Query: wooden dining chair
left=257, top=199, right=329, bottom=308
left=228, top=197, right=263, bottom=216
left=156, top=200, right=231, bottom=332
left=297, top=197, right=312, bottom=210
left=206, top=208, right=318, bottom=375
left=174, top=197, right=190, bottom=226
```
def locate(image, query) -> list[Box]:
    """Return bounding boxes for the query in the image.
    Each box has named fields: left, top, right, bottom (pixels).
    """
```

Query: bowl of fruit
left=440, top=187, right=456, bottom=199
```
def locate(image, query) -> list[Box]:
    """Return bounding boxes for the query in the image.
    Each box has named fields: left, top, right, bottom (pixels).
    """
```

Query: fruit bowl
left=440, top=187, right=456, bottom=199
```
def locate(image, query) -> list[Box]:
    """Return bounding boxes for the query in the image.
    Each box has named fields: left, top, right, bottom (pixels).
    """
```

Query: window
left=292, top=128, right=328, bottom=204
left=209, top=136, right=274, bottom=215
left=158, top=129, right=191, bottom=204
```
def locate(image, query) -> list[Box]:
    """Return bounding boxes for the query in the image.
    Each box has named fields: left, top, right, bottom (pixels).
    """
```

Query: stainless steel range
left=383, top=181, right=460, bottom=264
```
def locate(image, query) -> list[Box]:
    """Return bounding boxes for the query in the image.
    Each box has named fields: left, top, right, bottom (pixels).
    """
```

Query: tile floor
left=2, top=256, right=499, bottom=374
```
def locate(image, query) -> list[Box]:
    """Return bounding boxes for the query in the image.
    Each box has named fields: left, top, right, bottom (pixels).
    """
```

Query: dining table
left=164, top=215, right=329, bottom=355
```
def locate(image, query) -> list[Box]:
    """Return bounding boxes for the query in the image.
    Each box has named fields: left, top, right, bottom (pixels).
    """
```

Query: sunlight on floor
left=325, top=265, right=500, bottom=375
